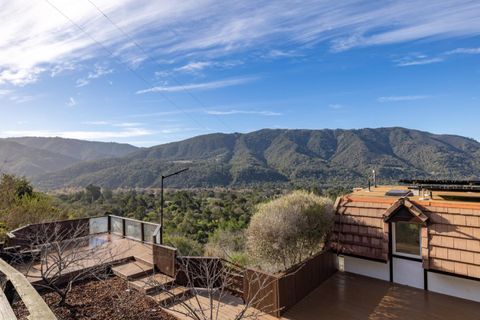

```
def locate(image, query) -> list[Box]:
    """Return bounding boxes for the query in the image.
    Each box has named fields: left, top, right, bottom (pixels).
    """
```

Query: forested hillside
left=0, top=137, right=138, bottom=177
left=34, top=127, right=480, bottom=189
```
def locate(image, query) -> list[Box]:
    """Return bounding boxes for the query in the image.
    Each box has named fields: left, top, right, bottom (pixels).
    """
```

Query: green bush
left=246, top=190, right=334, bottom=272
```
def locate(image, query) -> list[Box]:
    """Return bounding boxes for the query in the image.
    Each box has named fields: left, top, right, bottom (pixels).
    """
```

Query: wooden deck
left=282, top=272, right=480, bottom=320
left=13, top=234, right=154, bottom=284
left=166, top=291, right=278, bottom=320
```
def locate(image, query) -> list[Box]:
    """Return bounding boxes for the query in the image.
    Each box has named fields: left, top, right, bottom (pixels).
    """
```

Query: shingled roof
left=331, top=186, right=480, bottom=279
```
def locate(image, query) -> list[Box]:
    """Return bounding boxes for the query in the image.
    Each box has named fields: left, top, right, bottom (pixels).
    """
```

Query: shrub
left=204, top=228, right=247, bottom=265
left=246, top=190, right=334, bottom=272
left=165, top=234, right=204, bottom=256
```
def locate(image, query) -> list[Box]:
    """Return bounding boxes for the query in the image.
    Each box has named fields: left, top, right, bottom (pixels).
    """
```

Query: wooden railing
left=0, top=258, right=56, bottom=319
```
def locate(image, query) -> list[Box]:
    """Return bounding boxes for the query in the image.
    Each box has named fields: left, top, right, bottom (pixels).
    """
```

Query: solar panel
left=399, top=179, right=480, bottom=193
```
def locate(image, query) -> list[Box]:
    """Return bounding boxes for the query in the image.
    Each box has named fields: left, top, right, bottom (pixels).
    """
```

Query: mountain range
left=1, top=127, right=477, bottom=190
left=0, top=137, right=138, bottom=177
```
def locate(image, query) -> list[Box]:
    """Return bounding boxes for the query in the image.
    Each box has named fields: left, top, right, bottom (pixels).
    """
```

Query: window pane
left=395, top=222, right=420, bottom=256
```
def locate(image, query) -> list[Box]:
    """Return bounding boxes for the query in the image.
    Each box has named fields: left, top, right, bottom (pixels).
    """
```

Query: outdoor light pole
left=159, top=168, right=189, bottom=244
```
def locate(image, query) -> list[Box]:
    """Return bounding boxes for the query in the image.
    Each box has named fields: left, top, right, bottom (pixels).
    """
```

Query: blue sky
left=1, top=0, right=480, bottom=146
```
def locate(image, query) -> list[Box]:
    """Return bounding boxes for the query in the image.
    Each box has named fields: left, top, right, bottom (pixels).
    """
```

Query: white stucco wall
left=392, top=257, right=424, bottom=289
left=338, top=255, right=390, bottom=281
left=428, top=272, right=480, bottom=303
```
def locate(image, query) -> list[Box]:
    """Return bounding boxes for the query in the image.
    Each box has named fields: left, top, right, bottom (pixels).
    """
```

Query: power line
left=43, top=0, right=208, bottom=131
left=85, top=0, right=232, bottom=132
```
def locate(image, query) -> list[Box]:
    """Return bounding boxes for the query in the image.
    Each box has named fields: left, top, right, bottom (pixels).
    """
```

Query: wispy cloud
left=0, top=89, right=38, bottom=104
left=83, top=120, right=144, bottom=127
left=76, top=65, right=113, bottom=87
left=136, top=77, right=257, bottom=94
left=396, top=57, right=444, bottom=67
left=2, top=128, right=153, bottom=140
left=446, top=47, right=480, bottom=55
left=83, top=120, right=110, bottom=125
left=377, top=95, right=431, bottom=102
left=66, top=97, right=77, bottom=107
left=263, top=49, right=303, bottom=59
left=0, top=90, right=12, bottom=96
left=175, top=61, right=213, bottom=73
left=2, top=1, right=480, bottom=87
left=205, top=109, right=282, bottom=116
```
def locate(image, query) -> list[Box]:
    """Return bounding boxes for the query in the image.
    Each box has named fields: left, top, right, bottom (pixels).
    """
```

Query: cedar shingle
left=453, top=238, right=467, bottom=250
left=460, top=251, right=474, bottom=264
left=466, top=216, right=479, bottom=227
left=442, top=260, right=455, bottom=273
left=467, top=265, right=480, bottom=278
left=435, top=247, right=448, bottom=259
left=441, top=236, right=454, bottom=247
left=447, top=249, right=460, bottom=261
left=466, top=239, right=480, bottom=251
left=453, top=215, right=466, bottom=226
left=454, top=262, right=467, bottom=275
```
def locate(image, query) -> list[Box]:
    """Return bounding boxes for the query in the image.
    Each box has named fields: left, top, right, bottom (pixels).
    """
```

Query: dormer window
left=392, top=222, right=421, bottom=258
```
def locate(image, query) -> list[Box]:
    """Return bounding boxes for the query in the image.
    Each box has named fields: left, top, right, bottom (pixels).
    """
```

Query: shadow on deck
left=282, top=272, right=480, bottom=320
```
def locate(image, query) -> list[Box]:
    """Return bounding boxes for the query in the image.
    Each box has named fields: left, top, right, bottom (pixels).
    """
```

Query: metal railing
left=0, top=258, right=56, bottom=319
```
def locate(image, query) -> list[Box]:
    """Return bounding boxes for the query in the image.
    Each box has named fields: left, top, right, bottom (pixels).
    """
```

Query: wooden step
left=112, top=260, right=154, bottom=280
left=129, top=273, right=176, bottom=294
left=149, top=286, right=192, bottom=306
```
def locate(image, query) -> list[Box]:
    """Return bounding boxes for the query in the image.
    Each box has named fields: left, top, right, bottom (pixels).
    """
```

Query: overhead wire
left=43, top=0, right=209, bottom=131
left=85, top=0, right=232, bottom=132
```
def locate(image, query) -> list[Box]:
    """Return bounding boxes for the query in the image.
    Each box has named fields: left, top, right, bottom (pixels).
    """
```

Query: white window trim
left=392, top=222, right=422, bottom=259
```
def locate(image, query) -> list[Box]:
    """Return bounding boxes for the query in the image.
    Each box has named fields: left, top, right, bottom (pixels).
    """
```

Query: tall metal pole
left=159, top=168, right=188, bottom=245
left=160, top=175, right=164, bottom=244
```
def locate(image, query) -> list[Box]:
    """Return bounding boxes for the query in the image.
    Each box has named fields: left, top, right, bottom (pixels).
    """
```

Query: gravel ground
left=13, top=277, right=177, bottom=320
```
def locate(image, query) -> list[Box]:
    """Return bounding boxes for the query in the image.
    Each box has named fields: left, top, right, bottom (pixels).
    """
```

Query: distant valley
left=1, top=127, right=480, bottom=190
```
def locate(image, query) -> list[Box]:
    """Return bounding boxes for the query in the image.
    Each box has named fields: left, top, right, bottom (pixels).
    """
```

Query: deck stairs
left=111, top=259, right=192, bottom=306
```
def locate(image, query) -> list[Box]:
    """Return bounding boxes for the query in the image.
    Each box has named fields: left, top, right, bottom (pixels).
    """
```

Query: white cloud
left=113, top=122, right=143, bottom=127
left=205, top=109, right=282, bottom=116
left=136, top=77, right=257, bottom=94
left=83, top=120, right=110, bottom=125
left=175, top=61, right=213, bottom=73
left=396, top=57, right=444, bottom=67
left=2, top=1, right=480, bottom=87
left=263, top=49, right=303, bottom=59
left=446, top=47, right=480, bottom=55
left=76, top=65, right=113, bottom=87
left=2, top=128, right=153, bottom=140
left=66, top=97, right=77, bottom=107
left=377, top=95, right=431, bottom=102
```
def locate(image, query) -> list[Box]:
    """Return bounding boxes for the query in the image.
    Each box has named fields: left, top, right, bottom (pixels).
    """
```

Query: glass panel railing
left=89, top=216, right=108, bottom=234
left=125, top=219, right=142, bottom=240
left=111, top=216, right=123, bottom=236
left=143, top=223, right=159, bottom=243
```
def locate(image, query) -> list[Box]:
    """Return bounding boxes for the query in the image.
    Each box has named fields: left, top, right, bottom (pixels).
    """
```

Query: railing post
left=122, top=218, right=126, bottom=238
left=141, top=223, right=145, bottom=242
left=107, top=215, right=111, bottom=233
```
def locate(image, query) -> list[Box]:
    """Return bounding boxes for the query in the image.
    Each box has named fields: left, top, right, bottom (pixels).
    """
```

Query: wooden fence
left=245, top=251, right=337, bottom=317
left=151, top=245, right=337, bottom=318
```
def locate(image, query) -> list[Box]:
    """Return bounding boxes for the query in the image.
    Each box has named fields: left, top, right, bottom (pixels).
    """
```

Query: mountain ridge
left=0, top=137, right=138, bottom=177
left=31, top=127, right=480, bottom=190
